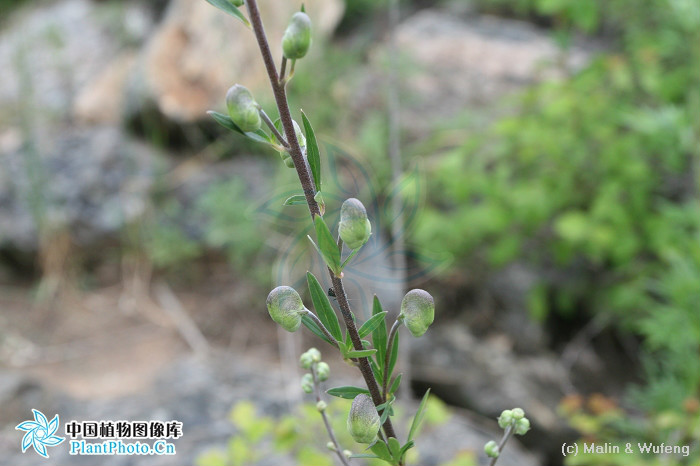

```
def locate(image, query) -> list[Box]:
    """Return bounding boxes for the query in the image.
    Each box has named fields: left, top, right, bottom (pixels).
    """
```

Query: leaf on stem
left=301, top=111, right=321, bottom=192
left=203, top=0, right=250, bottom=27
left=389, top=373, right=402, bottom=395
left=345, top=348, right=377, bottom=359
left=372, top=296, right=388, bottom=371
left=301, top=314, right=333, bottom=345
left=407, top=389, right=431, bottom=443
left=387, top=330, right=399, bottom=378
left=208, top=111, right=245, bottom=135
left=283, top=194, right=307, bottom=205
left=312, top=216, right=342, bottom=275
left=307, top=272, right=343, bottom=341
left=326, top=386, right=370, bottom=399
left=358, top=311, right=388, bottom=339
left=369, top=441, right=394, bottom=463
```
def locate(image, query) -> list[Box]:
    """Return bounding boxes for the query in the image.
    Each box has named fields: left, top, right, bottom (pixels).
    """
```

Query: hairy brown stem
left=246, top=0, right=318, bottom=217
left=245, top=0, right=399, bottom=452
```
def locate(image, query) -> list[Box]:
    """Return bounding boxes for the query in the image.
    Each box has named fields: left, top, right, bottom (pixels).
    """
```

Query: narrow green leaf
left=301, top=111, right=321, bottom=191
left=301, top=314, right=333, bottom=345
left=378, top=399, right=393, bottom=425
left=349, top=454, right=380, bottom=459
left=283, top=195, right=307, bottom=206
left=372, top=296, right=388, bottom=370
left=346, top=348, right=377, bottom=359
left=388, top=437, right=401, bottom=461
left=203, top=0, right=250, bottom=27
left=407, top=389, right=431, bottom=443
left=314, top=216, right=341, bottom=275
left=326, top=386, right=370, bottom=399
left=244, top=131, right=274, bottom=145
left=369, top=357, right=383, bottom=387
left=307, top=272, right=343, bottom=342
left=207, top=111, right=245, bottom=135
left=358, top=311, right=388, bottom=339
left=387, top=330, right=399, bottom=378
left=369, top=442, right=394, bottom=463
left=389, top=373, right=402, bottom=395
left=398, top=440, right=415, bottom=462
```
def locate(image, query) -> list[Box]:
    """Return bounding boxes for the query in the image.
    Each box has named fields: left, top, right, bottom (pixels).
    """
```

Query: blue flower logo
left=16, top=409, right=65, bottom=458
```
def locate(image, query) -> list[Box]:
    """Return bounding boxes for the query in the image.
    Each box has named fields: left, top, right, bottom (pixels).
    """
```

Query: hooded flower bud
left=301, top=373, right=314, bottom=393
left=266, top=286, right=305, bottom=332
left=400, top=289, right=435, bottom=337
left=282, top=12, right=312, bottom=60
left=306, top=347, right=321, bottom=362
left=338, top=198, right=371, bottom=250
left=316, top=362, right=330, bottom=381
left=498, top=409, right=514, bottom=429
left=226, top=84, right=261, bottom=132
left=484, top=440, right=500, bottom=458
left=514, top=417, right=531, bottom=435
left=511, top=408, right=525, bottom=420
left=347, top=394, right=380, bottom=444
left=300, top=352, right=314, bottom=369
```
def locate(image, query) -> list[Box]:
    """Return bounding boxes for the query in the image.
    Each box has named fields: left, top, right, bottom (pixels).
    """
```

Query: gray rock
left=0, top=351, right=539, bottom=466
left=411, top=325, right=574, bottom=450
left=361, top=9, right=596, bottom=137
left=126, top=0, right=345, bottom=124
left=0, top=127, right=160, bottom=251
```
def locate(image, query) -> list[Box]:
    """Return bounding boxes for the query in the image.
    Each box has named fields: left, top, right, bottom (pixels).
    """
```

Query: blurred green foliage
left=146, top=179, right=265, bottom=280
left=197, top=396, right=456, bottom=466
left=558, top=394, right=700, bottom=465
left=414, top=0, right=700, bottom=423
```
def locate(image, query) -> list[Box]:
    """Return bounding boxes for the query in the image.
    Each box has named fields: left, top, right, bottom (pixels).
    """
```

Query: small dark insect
left=327, top=288, right=336, bottom=298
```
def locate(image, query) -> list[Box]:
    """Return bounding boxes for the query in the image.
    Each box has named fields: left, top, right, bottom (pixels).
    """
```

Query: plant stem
left=489, top=425, right=514, bottom=466
left=383, top=319, right=401, bottom=401
left=245, top=0, right=399, bottom=454
left=280, top=56, right=288, bottom=83
left=311, top=364, right=350, bottom=466
left=259, top=108, right=288, bottom=147
left=302, top=310, right=340, bottom=350
left=331, top=275, right=399, bottom=443
left=246, top=0, right=319, bottom=217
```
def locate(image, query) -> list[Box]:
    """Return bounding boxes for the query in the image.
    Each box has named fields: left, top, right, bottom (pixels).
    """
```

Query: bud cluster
left=299, top=348, right=330, bottom=397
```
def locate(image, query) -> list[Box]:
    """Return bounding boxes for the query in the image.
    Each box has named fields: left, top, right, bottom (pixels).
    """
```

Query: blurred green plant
left=196, top=395, right=455, bottom=466
left=558, top=394, right=700, bottom=465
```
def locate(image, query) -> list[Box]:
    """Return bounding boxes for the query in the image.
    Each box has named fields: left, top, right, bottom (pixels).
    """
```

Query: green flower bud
left=511, top=408, right=525, bottom=420
left=484, top=440, right=500, bottom=458
left=498, top=409, right=514, bottom=429
left=338, top=198, right=371, bottom=250
left=514, top=417, right=531, bottom=435
left=316, top=362, right=330, bottom=381
left=316, top=400, right=327, bottom=412
left=307, top=347, right=321, bottom=363
left=326, top=442, right=336, bottom=451
left=266, top=286, right=305, bottom=332
left=343, top=450, right=352, bottom=459
left=301, top=373, right=314, bottom=393
left=226, top=84, right=261, bottom=132
left=300, top=352, right=314, bottom=369
left=229, top=0, right=244, bottom=6
left=400, top=289, right=435, bottom=337
left=347, top=394, right=380, bottom=444
left=282, top=12, right=312, bottom=60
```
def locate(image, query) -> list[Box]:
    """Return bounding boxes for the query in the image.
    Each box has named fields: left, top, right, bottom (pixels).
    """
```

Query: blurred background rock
left=0, top=0, right=698, bottom=465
